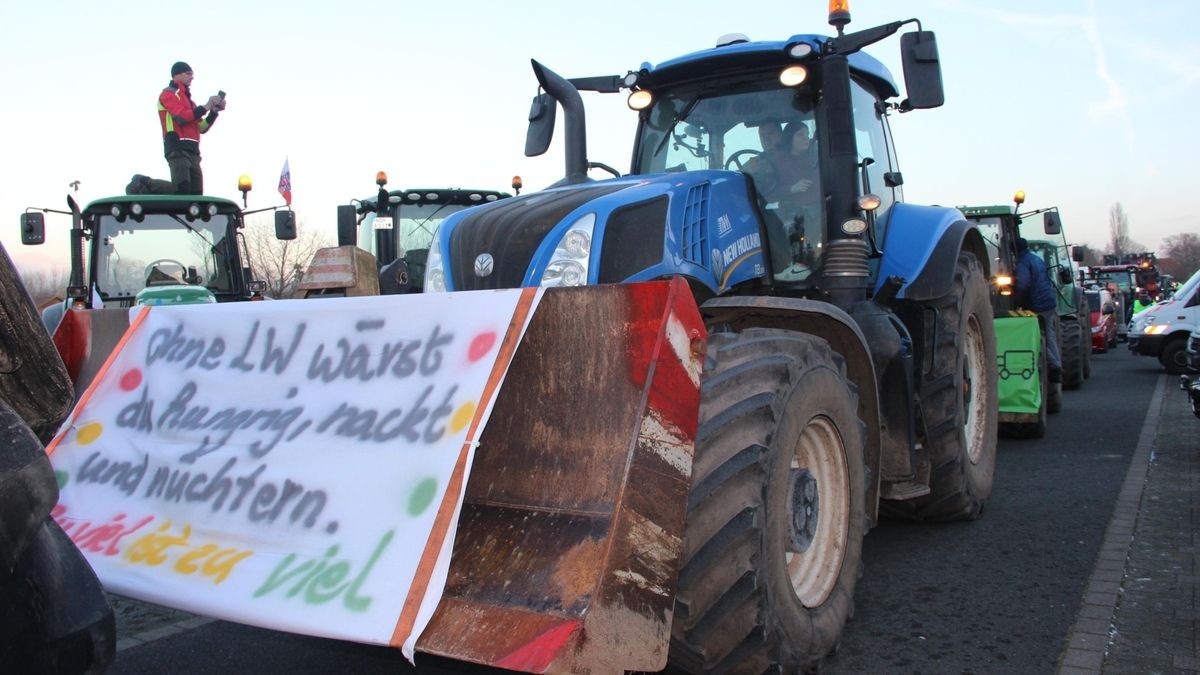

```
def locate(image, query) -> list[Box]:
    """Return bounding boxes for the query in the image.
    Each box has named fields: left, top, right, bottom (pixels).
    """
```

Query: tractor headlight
left=424, top=227, right=447, bottom=293
left=540, top=213, right=595, bottom=287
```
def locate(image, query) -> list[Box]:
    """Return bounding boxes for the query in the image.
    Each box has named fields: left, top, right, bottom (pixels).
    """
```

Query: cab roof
left=85, top=194, right=240, bottom=211
left=643, top=34, right=899, bottom=99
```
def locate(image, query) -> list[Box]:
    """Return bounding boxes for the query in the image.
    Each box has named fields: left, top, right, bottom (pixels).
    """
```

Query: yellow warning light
left=376, top=171, right=388, bottom=187
left=1013, top=189, right=1026, bottom=206
left=828, top=0, right=851, bottom=29
left=512, top=175, right=523, bottom=191
left=238, top=175, right=252, bottom=193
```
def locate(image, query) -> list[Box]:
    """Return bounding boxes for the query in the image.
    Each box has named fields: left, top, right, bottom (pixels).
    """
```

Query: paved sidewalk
left=1060, top=374, right=1199, bottom=673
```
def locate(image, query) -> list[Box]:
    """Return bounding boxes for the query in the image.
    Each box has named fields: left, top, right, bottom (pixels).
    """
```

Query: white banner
left=45, top=289, right=540, bottom=660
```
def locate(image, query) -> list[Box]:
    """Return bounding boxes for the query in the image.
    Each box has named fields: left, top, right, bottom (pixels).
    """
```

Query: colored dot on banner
left=119, top=369, right=142, bottom=391
left=76, top=422, right=103, bottom=446
left=451, top=401, right=476, bottom=433
left=467, top=331, right=497, bottom=362
left=407, top=478, right=438, bottom=516
left=55, top=471, right=69, bottom=489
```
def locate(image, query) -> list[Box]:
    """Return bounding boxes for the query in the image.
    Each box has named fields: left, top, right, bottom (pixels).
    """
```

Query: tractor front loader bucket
left=417, top=278, right=706, bottom=673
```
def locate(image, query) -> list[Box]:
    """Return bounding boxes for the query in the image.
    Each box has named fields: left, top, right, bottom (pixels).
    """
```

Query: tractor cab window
left=634, top=82, right=824, bottom=284
left=93, top=213, right=235, bottom=301
left=965, top=215, right=1016, bottom=276
left=850, top=78, right=897, bottom=245
left=360, top=198, right=473, bottom=271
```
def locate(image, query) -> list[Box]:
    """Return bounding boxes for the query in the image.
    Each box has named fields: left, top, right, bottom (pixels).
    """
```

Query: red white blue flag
left=278, top=158, right=292, bottom=206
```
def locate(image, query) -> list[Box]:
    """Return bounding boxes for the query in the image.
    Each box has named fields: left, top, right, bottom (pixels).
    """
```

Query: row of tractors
left=0, top=4, right=1123, bottom=673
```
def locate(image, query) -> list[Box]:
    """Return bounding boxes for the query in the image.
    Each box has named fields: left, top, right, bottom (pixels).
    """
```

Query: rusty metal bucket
left=416, top=278, right=705, bottom=672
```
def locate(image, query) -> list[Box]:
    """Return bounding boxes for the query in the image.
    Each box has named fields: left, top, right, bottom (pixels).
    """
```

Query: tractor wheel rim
left=963, top=313, right=988, bottom=465
left=785, top=415, right=849, bottom=608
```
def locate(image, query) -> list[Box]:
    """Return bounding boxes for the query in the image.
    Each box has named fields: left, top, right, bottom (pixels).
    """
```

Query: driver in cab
left=741, top=121, right=819, bottom=280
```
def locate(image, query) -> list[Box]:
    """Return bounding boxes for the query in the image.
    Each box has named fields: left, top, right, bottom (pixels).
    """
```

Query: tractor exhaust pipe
left=530, top=60, right=589, bottom=185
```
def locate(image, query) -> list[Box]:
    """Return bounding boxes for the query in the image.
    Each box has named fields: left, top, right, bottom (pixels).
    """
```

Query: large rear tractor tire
left=885, top=252, right=997, bottom=521
left=670, top=329, right=867, bottom=674
left=1061, top=318, right=1084, bottom=390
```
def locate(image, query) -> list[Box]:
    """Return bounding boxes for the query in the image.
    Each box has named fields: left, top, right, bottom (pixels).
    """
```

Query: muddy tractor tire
left=1061, top=318, right=1084, bottom=390
left=670, top=329, right=867, bottom=674
left=885, top=252, right=997, bottom=522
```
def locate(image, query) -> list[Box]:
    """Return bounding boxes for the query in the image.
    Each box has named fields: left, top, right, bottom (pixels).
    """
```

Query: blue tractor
left=423, top=7, right=997, bottom=672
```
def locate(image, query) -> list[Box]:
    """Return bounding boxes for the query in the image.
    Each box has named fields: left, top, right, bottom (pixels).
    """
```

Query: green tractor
left=960, top=191, right=1083, bottom=437
left=20, top=190, right=295, bottom=326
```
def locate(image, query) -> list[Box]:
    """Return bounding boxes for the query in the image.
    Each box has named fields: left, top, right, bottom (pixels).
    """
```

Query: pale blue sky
left=4, top=0, right=1197, bottom=273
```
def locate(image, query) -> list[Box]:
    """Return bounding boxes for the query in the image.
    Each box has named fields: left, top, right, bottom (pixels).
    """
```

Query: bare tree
left=242, top=218, right=331, bottom=298
left=17, top=267, right=69, bottom=307
left=1106, top=202, right=1143, bottom=260
left=1161, top=232, right=1200, bottom=280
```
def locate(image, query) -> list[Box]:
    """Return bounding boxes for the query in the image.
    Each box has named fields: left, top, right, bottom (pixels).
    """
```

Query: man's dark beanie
left=171, top=61, right=192, bottom=77
left=1016, top=237, right=1029, bottom=252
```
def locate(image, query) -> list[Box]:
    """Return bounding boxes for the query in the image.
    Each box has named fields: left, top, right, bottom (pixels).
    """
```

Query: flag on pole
left=278, top=158, right=292, bottom=206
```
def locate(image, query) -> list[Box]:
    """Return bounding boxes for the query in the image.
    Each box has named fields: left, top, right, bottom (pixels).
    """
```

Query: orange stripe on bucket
left=45, top=307, right=154, bottom=456
left=390, top=288, right=538, bottom=648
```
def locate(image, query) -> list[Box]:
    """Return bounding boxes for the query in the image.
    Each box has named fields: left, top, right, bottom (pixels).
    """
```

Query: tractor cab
left=336, top=173, right=511, bottom=293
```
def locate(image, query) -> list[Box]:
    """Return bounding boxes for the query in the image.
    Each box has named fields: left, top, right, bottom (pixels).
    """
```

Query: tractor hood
left=433, top=171, right=763, bottom=293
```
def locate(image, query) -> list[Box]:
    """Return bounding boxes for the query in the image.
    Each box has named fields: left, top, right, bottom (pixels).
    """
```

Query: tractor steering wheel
left=144, top=258, right=189, bottom=284
left=725, top=149, right=762, bottom=172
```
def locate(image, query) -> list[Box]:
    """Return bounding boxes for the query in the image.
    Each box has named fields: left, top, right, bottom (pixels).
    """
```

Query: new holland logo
left=474, top=253, right=494, bottom=278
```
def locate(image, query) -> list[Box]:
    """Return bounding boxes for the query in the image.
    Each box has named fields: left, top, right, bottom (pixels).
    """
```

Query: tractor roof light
left=130, top=202, right=144, bottom=216
left=1013, top=189, right=1026, bottom=206
left=787, top=42, right=814, bottom=59
left=628, top=89, right=653, bottom=111
left=828, top=0, right=851, bottom=31
left=406, top=192, right=420, bottom=201
left=376, top=171, right=388, bottom=187
left=779, top=65, right=808, bottom=87
left=622, top=71, right=640, bottom=88
left=187, top=203, right=201, bottom=218
left=207, top=203, right=219, bottom=217
left=469, top=193, right=482, bottom=201
left=110, top=205, right=123, bottom=220
left=238, top=175, right=252, bottom=193
left=512, top=175, right=523, bottom=191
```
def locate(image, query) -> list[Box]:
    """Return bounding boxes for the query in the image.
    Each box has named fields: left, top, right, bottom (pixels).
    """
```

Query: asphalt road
left=109, top=348, right=1163, bottom=674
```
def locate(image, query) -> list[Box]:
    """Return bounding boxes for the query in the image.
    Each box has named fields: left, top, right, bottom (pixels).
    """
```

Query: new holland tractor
left=417, top=7, right=998, bottom=672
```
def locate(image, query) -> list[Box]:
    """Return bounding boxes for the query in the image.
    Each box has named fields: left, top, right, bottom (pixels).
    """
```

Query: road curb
left=1057, top=373, right=1166, bottom=674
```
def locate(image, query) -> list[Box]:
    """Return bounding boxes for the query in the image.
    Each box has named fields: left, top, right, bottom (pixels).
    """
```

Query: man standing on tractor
left=1015, top=237, right=1062, bottom=382
left=127, top=61, right=225, bottom=196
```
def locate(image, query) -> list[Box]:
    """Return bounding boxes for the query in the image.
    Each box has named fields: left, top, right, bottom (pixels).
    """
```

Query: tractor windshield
left=635, top=82, right=824, bottom=282
left=360, top=200, right=472, bottom=259
left=93, top=214, right=237, bottom=301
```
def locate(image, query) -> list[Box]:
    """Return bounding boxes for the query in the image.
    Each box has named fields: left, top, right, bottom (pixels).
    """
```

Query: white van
left=1128, top=268, right=1200, bottom=374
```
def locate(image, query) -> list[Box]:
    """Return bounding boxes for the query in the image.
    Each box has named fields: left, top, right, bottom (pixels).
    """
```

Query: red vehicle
left=1087, top=288, right=1118, bottom=352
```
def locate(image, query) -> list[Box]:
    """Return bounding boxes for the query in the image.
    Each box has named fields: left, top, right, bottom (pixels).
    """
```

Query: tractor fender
left=700, top=295, right=883, bottom=519
left=877, top=204, right=989, bottom=302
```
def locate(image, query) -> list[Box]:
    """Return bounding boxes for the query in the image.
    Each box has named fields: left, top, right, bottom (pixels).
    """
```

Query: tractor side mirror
left=336, top=204, right=358, bottom=247
left=1058, top=266, right=1073, bottom=285
left=1043, top=211, right=1062, bottom=235
left=900, top=31, right=945, bottom=109
left=20, top=213, right=45, bottom=245
left=1071, top=245, right=1085, bottom=263
left=524, top=92, right=557, bottom=157
left=274, top=210, right=296, bottom=240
